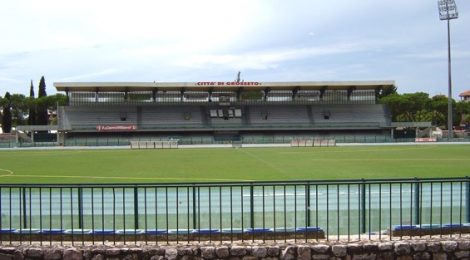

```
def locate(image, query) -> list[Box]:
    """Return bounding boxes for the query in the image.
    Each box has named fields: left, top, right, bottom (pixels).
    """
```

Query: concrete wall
left=1, top=239, right=469, bottom=260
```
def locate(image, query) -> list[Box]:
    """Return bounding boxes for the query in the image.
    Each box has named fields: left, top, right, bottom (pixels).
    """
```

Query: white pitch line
left=0, top=168, right=14, bottom=177
left=238, top=148, right=287, bottom=174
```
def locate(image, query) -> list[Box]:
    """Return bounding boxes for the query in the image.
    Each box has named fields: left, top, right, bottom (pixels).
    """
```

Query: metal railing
left=3, top=135, right=470, bottom=148
left=1, top=177, right=469, bottom=245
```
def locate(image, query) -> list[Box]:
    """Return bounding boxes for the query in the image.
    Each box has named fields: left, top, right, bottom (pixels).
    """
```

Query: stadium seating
left=249, top=105, right=311, bottom=125
left=63, top=106, right=138, bottom=130
left=311, top=104, right=388, bottom=127
left=140, top=106, right=204, bottom=128
left=60, top=104, right=389, bottom=134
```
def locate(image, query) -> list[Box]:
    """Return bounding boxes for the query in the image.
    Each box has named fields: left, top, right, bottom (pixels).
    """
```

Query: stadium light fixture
left=438, top=0, right=458, bottom=140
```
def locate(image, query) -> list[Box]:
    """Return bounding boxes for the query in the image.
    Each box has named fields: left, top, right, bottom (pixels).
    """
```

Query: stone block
left=297, top=245, right=311, bottom=260
left=378, top=242, right=393, bottom=252
left=64, top=248, right=83, bottom=260
left=44, top=248, right=63, bottom=260
left=105, top=248, right=121, bottom=256
left=352, top=254, right=376, bottom=260
left=396, top=256, right=412, bottom=260
left=231, top=246, right=247, bottom=257
left=91, top=254, right=105, bottom=260
left=426, top=242, right=441, bottom=253
left=311, top=254, right=330, bottom=260
left=363, top=243, right=379, bottom=252
left=458, top=241, right=470, bottom=250
left=376, top=252, right=393, bottom=260
left=0, top=253, right=14, bottom=260
left=25, top=248, right=43, bottom=258
left=266, top=246, right=280, bottom=257
left=165, top=248, right=178, bottom=260
left=411, top=242, right=426, bottom=252
left=201, top=246, right=216, bottom=259
left=347, top=244, right=363, bottom=254
left=216, top=246, right=230, bottom=258
left=441, top=241, right=458, bottom=252
left=281, top=246, right=296, bottom=260
left=91, top=248, right=106, bottom=255
left=332, top=245, right=347, bottom=257
left=312, top=244, right=330, bottom=254
left=251, top=246, right=267, bottom=258
left=178, top=247, right=193, bottom=256
left=242, top=257, right=258, bottom=260
left=412, top=252, right=431, bottom=260
left=432, top=253, right=447, bottom=260
left=148, top=248, right=166, bottom=256
left=0, top=248, right=16, bottom=254
left=454, top=251, right=470, bottom=259
left=394, top=242, right=411, bottom=256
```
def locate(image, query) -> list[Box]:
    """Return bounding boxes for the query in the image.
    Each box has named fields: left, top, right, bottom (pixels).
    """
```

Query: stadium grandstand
left=51, top=80, right=395, bottom=145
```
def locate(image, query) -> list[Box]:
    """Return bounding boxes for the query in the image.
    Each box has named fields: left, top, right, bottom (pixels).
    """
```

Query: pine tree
left=1, top=92, right=12, bottom=133
left=28, top=80, right=36, bottom=125
left=36, top=76, right=48, bottom=125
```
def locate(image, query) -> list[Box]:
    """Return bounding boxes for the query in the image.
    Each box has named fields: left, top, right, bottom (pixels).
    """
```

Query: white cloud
left=0, top=0, right=469, bottom=96
left=57, top=69, right=120, bottom=82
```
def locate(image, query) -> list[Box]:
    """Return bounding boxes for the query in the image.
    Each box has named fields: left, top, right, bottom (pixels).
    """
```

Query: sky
left=0, top=0, right=469, bottom=98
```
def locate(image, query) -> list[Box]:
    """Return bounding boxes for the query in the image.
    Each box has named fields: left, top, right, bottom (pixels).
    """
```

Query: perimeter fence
left=2, top=135, right=470, bottom=148
left=1, top=177, right=470, bottom=245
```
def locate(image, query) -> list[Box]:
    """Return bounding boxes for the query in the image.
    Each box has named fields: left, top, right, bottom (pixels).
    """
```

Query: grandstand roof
left=54, top=81, right=395, bottom=92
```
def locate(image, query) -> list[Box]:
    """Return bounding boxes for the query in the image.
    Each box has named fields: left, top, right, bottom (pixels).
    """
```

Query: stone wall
left=1, top=239, right=469, bottom=260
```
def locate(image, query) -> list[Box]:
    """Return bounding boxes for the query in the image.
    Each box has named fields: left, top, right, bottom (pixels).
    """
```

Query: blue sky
left=0, top=0, right=469, bottom=98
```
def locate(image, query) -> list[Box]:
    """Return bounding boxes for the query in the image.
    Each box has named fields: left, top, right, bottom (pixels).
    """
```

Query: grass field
left=1, top=145, right=469, bottom=184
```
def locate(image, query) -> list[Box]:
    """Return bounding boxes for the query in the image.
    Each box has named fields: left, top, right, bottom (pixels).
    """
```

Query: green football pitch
left=0, top=145, right=469, bottom=184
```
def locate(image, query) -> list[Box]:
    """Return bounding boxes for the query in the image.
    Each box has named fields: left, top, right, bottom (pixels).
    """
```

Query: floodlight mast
left=438, top=0, right=458, bottom=140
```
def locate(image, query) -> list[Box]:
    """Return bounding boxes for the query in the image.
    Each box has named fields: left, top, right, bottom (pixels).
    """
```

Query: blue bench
left=0, top=229, right=16, bottom=234
left=115, top=229, right=144, bottom=235
left=191, top=229, right=220, bottom=235
left=143, top=229, right=167, bottom=235
left=392, top=225, right=419, bottom=231
left=244, top=228, right=272, bottom=234
left=296, top=227, right=323, bottom=233
left=39, top=229, right=65, bottom=235
left=14, top=229, right=40, bottom=234
left=91, top=229, right=115, bottom=235
left=63, top=229, right=92, bottom=235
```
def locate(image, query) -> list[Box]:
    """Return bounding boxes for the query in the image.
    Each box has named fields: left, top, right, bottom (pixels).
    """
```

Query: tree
left=36, top=76, right=48, bottom=125
left=377, top=85, right=397, bottom=99
left=379, top=93, right=413, bottom=121
left=428, top=95, right=457, bottom=127
left=9, top=94, right=27, bottom=125
left=1, top=92, right=12, bottom=133
left=456, top=101, right=470, bottom=126
left=28, top=80, right=36, bottom=125
left=38, top=76, right=47, bottom=97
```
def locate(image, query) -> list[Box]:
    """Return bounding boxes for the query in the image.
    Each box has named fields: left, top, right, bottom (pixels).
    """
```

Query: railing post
left=414, top=179, right=420, bottom=225
left=78, top=187, right=84, bottom=229
left=22, top=188, right=27, bottom=229
left=134, top=187, right=139, bottom=229
left=250, top=184, right=254, bottom=229
left=466, top=177, right=470, bottom=222
left=361, top=180, right=366, bottom=234
left=192, top=186, right=197, bottom=229
left=305, top=184, right=311, bottom=227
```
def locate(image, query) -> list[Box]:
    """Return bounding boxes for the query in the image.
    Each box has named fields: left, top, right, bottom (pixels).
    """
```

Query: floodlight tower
left=438, top=0, right=458, bottom=140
